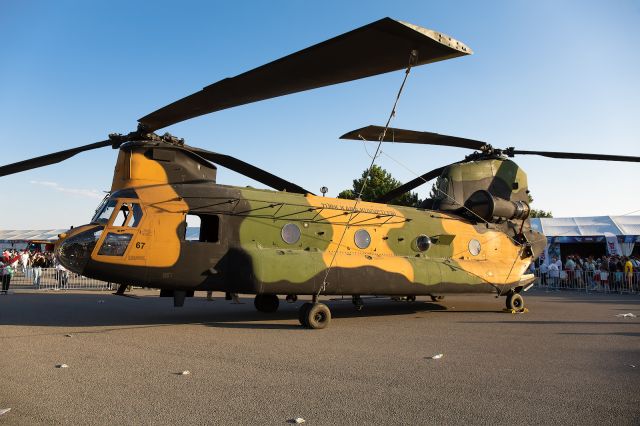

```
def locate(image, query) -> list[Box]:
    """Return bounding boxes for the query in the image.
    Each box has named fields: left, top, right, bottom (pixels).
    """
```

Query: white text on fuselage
left=320, top=203, right=395, bottom=217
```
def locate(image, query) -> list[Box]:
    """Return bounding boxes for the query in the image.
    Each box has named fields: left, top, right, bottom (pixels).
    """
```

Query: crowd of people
left=1, top=248, right=61, bottom=294
left=3, top=246, right=639, bottom=295
left=533, top=253, right=639, bottom=293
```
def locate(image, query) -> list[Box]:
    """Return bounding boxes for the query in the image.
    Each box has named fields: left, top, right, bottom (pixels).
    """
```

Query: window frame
left=93, top=198, right=145, bottom=259
left=106, top=199, right=145, bottom=229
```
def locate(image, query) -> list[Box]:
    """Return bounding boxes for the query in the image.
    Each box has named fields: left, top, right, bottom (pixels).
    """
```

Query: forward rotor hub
left=108, top=124, right=185, bottom=148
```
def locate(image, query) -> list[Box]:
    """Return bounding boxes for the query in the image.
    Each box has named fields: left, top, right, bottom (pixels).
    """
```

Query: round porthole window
left=281, top=223, right=301, bottom=244
left=413, top=235, right=432, bottom=252
left=354, top=229, right=371, bottom=249
left=468, top=239, right=481, bottom=256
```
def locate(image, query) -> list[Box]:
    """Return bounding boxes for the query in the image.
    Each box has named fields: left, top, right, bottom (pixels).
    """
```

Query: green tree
left=337, top=165, right=421, bottom=207
left=528, top=194, right=553, bottom=218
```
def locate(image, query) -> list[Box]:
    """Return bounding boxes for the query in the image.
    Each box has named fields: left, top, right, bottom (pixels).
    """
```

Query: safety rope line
left=315, top=50, right=419, bottom=299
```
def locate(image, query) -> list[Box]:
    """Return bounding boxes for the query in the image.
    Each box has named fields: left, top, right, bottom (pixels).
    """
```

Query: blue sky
left=1, top=0, right=639, bottom=229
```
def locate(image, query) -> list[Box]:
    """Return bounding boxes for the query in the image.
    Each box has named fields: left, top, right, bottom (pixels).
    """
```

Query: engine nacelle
left=464, top=190, right=530, bottom=223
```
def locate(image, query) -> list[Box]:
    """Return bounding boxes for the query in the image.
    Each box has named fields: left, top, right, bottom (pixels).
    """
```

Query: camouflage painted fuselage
left=56, top=142, right=544, bottom=296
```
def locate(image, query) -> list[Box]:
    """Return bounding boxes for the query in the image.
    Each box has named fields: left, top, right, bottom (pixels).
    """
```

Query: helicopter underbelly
left=183, top=247, right=528, bottom=295
left=81, top=246, right=530, bottom=296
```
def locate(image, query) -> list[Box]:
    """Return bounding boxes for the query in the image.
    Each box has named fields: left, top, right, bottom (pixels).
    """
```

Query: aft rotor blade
left=139, top=17, right=472, bottom=132
left=376, top=165, right=447, bottom=204
left=186, top=146, right=313, bottom=195
left=511, top=150, right=640, bottom=162
left=341, top=125, right=487, bottom=151
left=0, top=140, right=112, bottom=177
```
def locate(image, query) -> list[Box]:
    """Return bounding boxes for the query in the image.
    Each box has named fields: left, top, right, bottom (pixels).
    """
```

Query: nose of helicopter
left=55, top=225, right=103, bottom=274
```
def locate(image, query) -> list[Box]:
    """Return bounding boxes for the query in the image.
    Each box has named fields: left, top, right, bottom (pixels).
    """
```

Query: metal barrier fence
left=6, top=266, right=639, bottom=294
left=8, top=267, right=111, bottom=291
left=533, top=268, right=639, bottom=294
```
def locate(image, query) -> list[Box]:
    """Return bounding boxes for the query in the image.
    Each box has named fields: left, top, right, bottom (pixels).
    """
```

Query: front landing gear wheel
left=299, top=303, right=331, bottom=329
left=430, top=295, right=444, bottom=302
left=254, top=294, right=279, bottom=313
left=506, top=293, right=524, bottom=311
left=298, top=302, right=313, bottom=327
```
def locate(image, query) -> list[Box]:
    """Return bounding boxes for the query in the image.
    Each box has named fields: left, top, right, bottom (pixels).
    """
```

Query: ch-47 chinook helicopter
left=2, top=18, right=638, bottom=329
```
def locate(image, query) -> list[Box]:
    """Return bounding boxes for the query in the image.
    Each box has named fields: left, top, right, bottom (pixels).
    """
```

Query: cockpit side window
left=94, top=199, right=117, bottom=225
left=93, top=199, right=144, bottom=228
left=113, top=205, right=131, bottom=227
left=111, top=202, right=144, bottom=228
left=94, top=200, right=144, bottom=258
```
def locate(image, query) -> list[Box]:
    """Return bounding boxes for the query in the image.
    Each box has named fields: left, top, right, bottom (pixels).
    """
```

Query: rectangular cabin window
left=185, top=214, right=219, bottom=243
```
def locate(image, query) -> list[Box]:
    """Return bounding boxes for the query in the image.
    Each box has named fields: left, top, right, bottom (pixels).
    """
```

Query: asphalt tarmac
left=0, top=289, right=638, bottom=425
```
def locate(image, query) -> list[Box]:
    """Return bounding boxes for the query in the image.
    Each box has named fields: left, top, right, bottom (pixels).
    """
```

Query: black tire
left=407, top=295, right=416, bottom=302
left=506, top=293, right=524, bottom=310
left=286, top=294, right=298, bottom=303
left=304, top=303, right=331, bottom=329
left=298, top=302, right=313, bottom=327
left=254, top=294, right=279, bottom=313
left=430, top=295, right=444, bottom=302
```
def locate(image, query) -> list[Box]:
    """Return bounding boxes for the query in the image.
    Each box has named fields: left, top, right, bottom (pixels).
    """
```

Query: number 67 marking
left=136, top=242, right=145, bottom=249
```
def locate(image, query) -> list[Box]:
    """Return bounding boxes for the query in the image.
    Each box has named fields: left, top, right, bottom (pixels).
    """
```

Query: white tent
left=0, top=229, right=67, bottom=250
left=530, top=216, right=640, bottom=239
left=529, top=215, right=640, bottom=257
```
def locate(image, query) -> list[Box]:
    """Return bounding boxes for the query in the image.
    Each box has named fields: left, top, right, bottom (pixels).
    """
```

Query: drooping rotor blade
left=341, top=125, right=488, bottom=151
left=186, top=146, right=312, bottom=195
left=510, top=150, right=640, bottom=162
left=342, top=126, right=640, bottom=162
left=376, top=165, right=447, bottom=204
left=139, top=17, right=472, bottom=132
left=0, top=140, right=113, bottom=177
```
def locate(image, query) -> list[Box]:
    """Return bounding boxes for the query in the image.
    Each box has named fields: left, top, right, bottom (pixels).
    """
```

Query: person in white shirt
left=20, top=250, right=30, bottom=278
left=56, top=263, right=68, bottom=289
left=548, top=256, right=561, bottom=289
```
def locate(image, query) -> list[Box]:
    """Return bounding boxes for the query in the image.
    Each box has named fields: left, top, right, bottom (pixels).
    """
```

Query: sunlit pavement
left=0, top=289, right=638, bottom=425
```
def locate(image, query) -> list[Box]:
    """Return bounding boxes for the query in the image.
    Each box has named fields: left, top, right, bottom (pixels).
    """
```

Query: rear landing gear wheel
left=506, top=293, right=524, bottom=311
left=254, top=294, right=279, bottom=313
left=352, top=295, right=363, bottom=311
left=285, top=294, right=298, bottom=303
left=407, top=295, right=416, bottom=302
left=299, top=303, right=331, bottom=329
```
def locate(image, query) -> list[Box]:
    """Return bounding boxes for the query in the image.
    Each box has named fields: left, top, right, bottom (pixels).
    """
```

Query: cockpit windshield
left=92, top=199, right=117, bottom=225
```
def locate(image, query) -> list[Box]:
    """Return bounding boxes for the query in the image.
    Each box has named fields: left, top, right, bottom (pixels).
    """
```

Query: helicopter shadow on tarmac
left=201, top=298, right=452, bottom=330
left=0, top=292, right=456, bottom=331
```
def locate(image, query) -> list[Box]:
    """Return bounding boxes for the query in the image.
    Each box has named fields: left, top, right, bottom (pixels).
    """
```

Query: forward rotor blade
left=186, top=146, right=312, bottom=195
left=341, top=125, right=488, bottom=150
left=0, top=140, right=112, bottom=177
left=511, top=150, right=640, bottom=162
left=139, top=17, right=472, bottom=132
left=376, top=165, right=447, bottom=204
